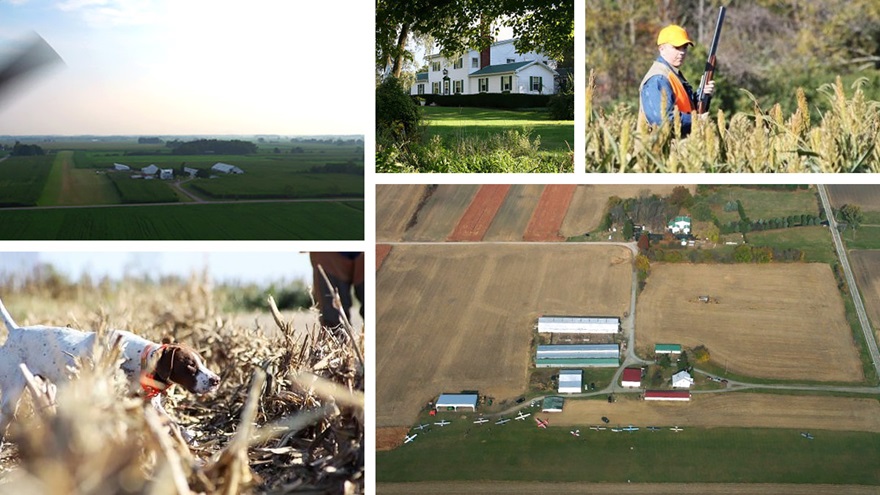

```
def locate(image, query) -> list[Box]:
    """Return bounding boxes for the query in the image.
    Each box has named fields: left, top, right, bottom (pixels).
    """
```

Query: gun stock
left=697, top=6, right=726, bottom=114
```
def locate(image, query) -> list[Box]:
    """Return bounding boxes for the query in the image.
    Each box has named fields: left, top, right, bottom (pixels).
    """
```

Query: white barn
left=212, top=162, right=244, bottom=174
left=159, top=169, right=173, bottom=180
left=672, top=370, right=694, bottom=389
left=183, top=167, right=199, bottom=177
left=436, top=393, right=478, bottom=411
left=141, top=164, right=159, bottom=175
left=113, top=163, right=130, bottom=171
left=538, top=316, right=619, bottom=334
left=557, top=370, right=582, bottom=394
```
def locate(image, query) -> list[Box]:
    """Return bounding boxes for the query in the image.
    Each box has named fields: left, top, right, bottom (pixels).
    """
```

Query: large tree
left=377, top=0, right=574, bottom=79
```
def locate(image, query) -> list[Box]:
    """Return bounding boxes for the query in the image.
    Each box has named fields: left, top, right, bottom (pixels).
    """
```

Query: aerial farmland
left=0, top=136, right=364, bottom=240
left=376, top=184, right=880, bottom=492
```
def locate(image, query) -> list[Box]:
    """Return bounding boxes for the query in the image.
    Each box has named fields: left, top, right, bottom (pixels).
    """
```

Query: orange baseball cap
left=657, top=25, right=693, bottom=47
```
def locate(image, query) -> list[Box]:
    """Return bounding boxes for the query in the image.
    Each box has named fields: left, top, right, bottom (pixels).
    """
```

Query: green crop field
left=0, top=201, right=364, bottom=240
left=423, top=107, right=573, bottom=152
left=0, top=155, right=54, bottom=207
left=187, top=172, right=363, bottom=199
left=106, top=174, right=180, bottom=204
left=378, top=422, right=880, bottom=485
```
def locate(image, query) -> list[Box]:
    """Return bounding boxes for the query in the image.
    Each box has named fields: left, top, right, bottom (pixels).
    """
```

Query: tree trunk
left=391, top=22, right=411, bottom=79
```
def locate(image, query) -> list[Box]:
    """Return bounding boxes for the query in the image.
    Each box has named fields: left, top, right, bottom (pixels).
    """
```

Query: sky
left=0, top=0, right=373, bottom=135
left=0, top=251, right=319, bottom=285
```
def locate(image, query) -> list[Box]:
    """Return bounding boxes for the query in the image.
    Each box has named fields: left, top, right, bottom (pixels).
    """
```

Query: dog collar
left=140, top=344, right=172, bottom=399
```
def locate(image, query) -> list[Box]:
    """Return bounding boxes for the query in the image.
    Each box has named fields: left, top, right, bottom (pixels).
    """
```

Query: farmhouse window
left=530, top=76, right=542, bottom=92
left=501, top=75, right=512, bottom=92
left=478, top=78, right=488, bottom=93
left=417, top=84, right=425, bottom=95
left=453, top=57, right=463, bottom=69
left=431, top=61, right=441, bottom=72
left=432, top=82, right=440, bottom=94
left=453, top=80, right=463, bottom=94
left=471, top=57, right=479, bottom=68
left=507, top=58, right=515, bottom=63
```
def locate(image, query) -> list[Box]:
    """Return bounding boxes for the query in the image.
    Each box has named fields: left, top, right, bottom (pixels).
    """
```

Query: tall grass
left=586, top=71, right=880, bottom=172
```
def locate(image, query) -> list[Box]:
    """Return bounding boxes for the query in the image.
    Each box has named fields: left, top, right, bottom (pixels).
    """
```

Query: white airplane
left=473, top=418, right=489, bottom=425
left=404, top=434, right=417, bottom=444
left=434, top=420, right=451, bottom=427
left=495, top=418, right=511, bottom=425
left=611, top=427, right=622, bottom=433
left=800, top=432, right=814, bottom=440
left=647, top=426, right=660, bottom=432
left=589, top=425, right=600, bottom=431
left=670, top=426, right=683, bottom=433
left=570, top=429, right=580, bottom=437
left=535, top=417, right=549, bottom=429
left=622, top=425, right=639, bottom=432
left=596, top=426, right=607, bottom=431
left=515, top=411, right=532, bottom=421
left=414, top=423, right=429, bottom=431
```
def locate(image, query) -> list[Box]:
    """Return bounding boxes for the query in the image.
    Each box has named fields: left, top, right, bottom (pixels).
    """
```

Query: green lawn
left=0, top=201, right=364, bottom=240
left=706, top=186, right=819, bottom=225
left=378, top=421, right=880, bottom=484
left=841, top=225, right=880, bottom=250
left=423, top=107, right=573, bottom=151
left=746, top=226, right=836, bottom=263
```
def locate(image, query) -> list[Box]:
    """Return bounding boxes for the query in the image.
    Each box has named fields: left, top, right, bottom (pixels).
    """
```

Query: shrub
left=376, top=77, right=422, bottom=144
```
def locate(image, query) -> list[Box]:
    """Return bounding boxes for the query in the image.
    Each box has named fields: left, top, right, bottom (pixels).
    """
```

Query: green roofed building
left=535, top=358, right=619, bottom=368
left=655, top=343, right=682, bottom=354
left=542, top=396, right=564, bottom=412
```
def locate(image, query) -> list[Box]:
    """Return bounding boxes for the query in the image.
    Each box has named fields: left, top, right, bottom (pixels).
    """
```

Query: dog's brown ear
left=161, top=336, right=173, bottom=345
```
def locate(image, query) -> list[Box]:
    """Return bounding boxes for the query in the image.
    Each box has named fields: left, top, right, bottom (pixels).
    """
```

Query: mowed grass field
left=707, top=186, right=819, bottom=225
left=635, top=263, right=863, bottom=383
left=376, top=244, right=632, bottom=428
left=0, top=201, right=364, bottom=240
left=422, top=107, right=573, bottom=152
left=377, top=420, right=880, bottom=485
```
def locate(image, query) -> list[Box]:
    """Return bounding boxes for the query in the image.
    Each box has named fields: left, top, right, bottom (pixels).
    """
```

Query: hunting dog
left=0, top=297, right=220, bottom=443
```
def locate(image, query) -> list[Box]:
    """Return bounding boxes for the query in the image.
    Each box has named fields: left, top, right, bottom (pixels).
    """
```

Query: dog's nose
left=209, top=374, right=220, bottom=386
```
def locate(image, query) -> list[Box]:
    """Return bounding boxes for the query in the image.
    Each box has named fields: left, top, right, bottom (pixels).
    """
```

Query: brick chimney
left=480, top=46, right=490, bottom=68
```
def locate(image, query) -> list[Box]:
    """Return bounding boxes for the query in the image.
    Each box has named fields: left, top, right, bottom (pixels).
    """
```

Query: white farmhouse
left=411, top=38, right=558, bottom=96
left=672, top=370, right=694, bottom=389
left=667, top=216, right=692, bottom=235
left=159, top=169, right=173, bottom=180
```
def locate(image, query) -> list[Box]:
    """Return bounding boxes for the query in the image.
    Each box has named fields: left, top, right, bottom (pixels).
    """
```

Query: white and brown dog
left=0, top=297, right=220, bottom=442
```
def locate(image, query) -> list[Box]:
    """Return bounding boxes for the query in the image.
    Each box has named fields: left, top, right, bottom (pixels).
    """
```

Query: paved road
left=817, top=184, right=880, bottom=379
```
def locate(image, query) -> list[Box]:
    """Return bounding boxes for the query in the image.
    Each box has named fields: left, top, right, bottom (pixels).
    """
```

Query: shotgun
left=697, top=6, right=726, bottom=114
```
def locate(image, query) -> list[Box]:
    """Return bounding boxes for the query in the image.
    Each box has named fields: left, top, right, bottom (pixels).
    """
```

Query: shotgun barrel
left=697, top=6, right=726, bottom=114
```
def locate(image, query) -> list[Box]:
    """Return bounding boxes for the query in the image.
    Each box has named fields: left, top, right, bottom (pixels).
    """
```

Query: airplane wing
left=0, top=34, right=64, bottom=102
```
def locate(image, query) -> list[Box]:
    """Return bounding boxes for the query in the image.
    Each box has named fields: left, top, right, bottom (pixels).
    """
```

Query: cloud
left=55, top=0, right=160, bottom=26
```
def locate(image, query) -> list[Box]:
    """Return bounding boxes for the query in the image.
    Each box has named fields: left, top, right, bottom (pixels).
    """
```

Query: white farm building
left=436, top=394, right=478, bottom=411
left=537, top=316, right=620, bottom=334
left=141, top=164, right=159, bottom=175
left=211, top=162, right=244, bottom=174
left=159, top=169, right=173, bottom=180
left=672, top=370, right=694, bottom=389
left=558, top=370, right=583, bottom=394
left=113, top=163, right=130, bottom=171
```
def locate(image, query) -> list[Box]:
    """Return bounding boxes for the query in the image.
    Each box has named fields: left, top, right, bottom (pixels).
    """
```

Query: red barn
left=644, top=390, right=691, bottom=401
left=621, top=368, right=642, bottom=388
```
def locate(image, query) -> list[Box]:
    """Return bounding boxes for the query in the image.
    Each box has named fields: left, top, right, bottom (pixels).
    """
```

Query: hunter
left=639, top=24, right=714, bottom=136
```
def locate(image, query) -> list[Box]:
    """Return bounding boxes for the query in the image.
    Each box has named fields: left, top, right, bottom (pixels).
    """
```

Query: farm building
left=621, top=368, right=642, bottom=388
left=435, top=394, right=478, bottom=411
left=141, top=164, right=159, bottom=175
left=644, top=390, right=691, bottom=401
left=536, top=344, right=620, bottom=368
left=542, top=396, right=565, bottom=412
left=183, top=167, right=199, bottom=177
left=558, top=370, right=583, bottom=394
left=655, top=344, right=682, bottom=355
left=672, top=370, right=694, bottom=388
left=113, top=163, right=130, bottom=171
left=211, top=162, right=244, bottom=174
left=667, top=216, right=691, bottom=234
left=537, top=316, right=620, bottom=334
left=159, top=169, right=173, bottom=180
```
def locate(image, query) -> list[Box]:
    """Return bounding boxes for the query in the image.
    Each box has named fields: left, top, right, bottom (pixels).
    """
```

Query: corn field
left=0, top=272, right=364, bottom=494
left=586, top=71, right=880, bottom=172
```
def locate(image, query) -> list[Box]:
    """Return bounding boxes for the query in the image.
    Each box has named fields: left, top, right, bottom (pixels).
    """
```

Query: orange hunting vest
left=639, top=60, right=693, bottom=115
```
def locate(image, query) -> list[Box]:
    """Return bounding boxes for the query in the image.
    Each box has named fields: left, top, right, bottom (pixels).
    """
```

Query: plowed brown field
left=635, top=263, right=863, bottom=382
left=849, top=250, right=880, bottom=344
left=376, top=184, right=428, bottom=241
left=560, top=185, right=696, bottom=238
left=448, top=185, right=511, bottom=241
left=523, top=184, right=577, bottom=241
left=377, top=244, right=392, bottom=271
left=827, top=185, right=880, bottom=211
left=404, top=185, right=479, bottom=241
left=553, top=393, right=880, bottom=432
left=483, top=184, right=545, bottom=241
left=376, top=244, right=633, bottom=427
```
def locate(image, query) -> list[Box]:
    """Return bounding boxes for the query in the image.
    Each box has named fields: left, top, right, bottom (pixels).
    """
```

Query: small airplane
left=515, top=411, right=532, bottom=421
left=670, top=426, right=683, bottom=433
left=570, top=429, right=580, bottom=437
left=434, top=420, right=451, bottom=427
left=647, top=426, right=660, bottom=432
left=535, top=417, right=549, bottom=429
left=414, top=423, right=429, bottom=431
left=495, top=418, right=511, bottom=425
left=800, top=432, right=814, bottom=440
left=622, top=425, right=639, bottom=433
left=404, top=434, right=417, bottom=444
left=589, top=425, right=599, bottom=431
left=473, top=418, right=489, bottom=425
left=611, top=427, right=622, bottom=433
